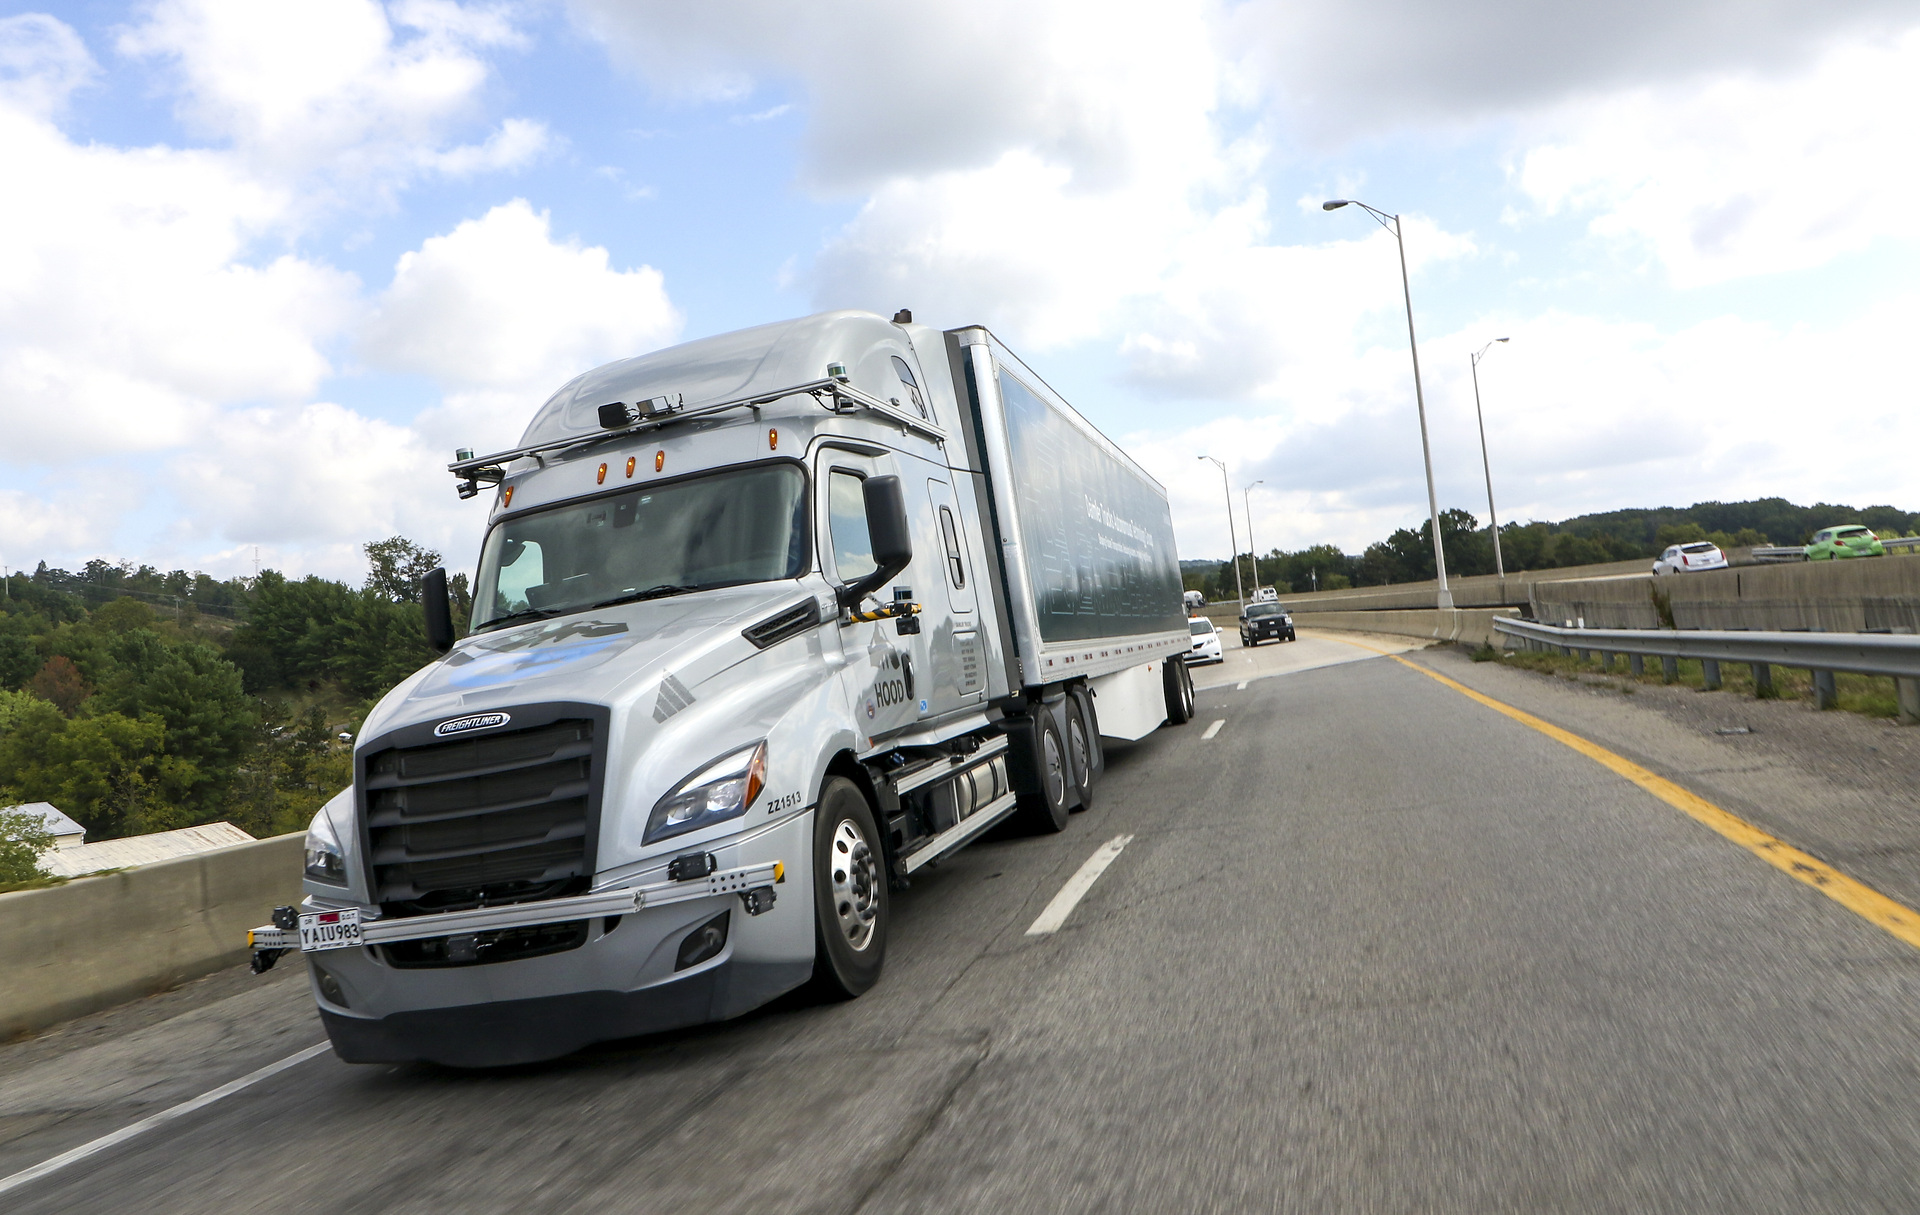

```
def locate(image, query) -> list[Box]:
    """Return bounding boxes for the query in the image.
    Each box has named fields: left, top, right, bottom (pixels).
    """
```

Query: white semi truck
left=249, top=310, right=1196, bottom=1066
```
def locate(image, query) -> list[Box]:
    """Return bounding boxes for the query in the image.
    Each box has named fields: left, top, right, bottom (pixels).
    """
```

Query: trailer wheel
left=1065, top=694, right=1095, bottom=812
left=1010, top=713, right=1072, bottom=834
left=810, top=777, right=887, bottom=999
left=1164, top=657, right=1194, bottom=726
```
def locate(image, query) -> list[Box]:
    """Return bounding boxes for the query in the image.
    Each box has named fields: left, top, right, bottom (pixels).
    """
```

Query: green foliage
left=227, top=704, right=355, bottom=838
left=0, top=802, right=53, bottom=883
left=0, top=628, right=37, bottom=689
left=0, top=705, right=196, bottom=838
left=1, top=535, right=448, bottom=844
left=94, top=629, right=256, bottom=810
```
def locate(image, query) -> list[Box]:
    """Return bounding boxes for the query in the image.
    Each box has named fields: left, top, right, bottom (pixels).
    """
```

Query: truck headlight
left=646, top=742, right=767, bottom=844
left=304, top=807, right=347, bottom=885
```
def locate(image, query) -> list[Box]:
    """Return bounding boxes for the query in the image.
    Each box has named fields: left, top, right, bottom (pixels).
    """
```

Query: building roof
left=38, top=822, right=256, bottom=879
left=5, top=801, right=86, bottom=842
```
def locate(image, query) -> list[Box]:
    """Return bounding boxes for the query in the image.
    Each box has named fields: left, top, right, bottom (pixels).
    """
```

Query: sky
left=2, top=0, right=1918, bottom=583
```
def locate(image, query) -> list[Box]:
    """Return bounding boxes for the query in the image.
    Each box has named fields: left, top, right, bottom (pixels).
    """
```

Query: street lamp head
left=1497, top=337, right=1510, bottom=343
left=1321, top=200, right=1350, bottom=211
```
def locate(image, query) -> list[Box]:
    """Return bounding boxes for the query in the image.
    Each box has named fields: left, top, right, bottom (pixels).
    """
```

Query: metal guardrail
left=1493, top=617, right=1920, bottom=681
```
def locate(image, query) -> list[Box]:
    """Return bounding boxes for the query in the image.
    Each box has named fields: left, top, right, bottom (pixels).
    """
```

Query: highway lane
left=10, top=642, right=1920, bottom=1212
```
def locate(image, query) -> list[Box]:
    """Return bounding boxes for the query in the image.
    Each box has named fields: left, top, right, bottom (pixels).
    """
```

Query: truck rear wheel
left=1163, top=657, right=1194, bottom=726
left=1009, top=712, right=1072, bottom=834
left=1065, top=694, right=1095, bottom=812
left=810, top=777, right=887, bottom=999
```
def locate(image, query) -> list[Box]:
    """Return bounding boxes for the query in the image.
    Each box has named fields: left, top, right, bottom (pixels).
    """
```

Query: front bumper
left=317, top=956, right=808, bottom=1067
left=261, top=816, right=817, bottom=1066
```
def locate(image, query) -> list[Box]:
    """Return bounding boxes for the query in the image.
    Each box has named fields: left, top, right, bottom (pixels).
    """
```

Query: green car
left=1806, top=524, right=1885, bottom=560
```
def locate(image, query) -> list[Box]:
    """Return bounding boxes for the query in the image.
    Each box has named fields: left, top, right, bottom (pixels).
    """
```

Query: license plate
left=299, top=907, right=363, bottom=952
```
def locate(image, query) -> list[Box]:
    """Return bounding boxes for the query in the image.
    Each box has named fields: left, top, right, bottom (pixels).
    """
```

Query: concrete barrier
left=1293, top=608, right=1520, bottom=648
left=1532, top=552, right=1920, bottom=632
left=1193, top=559, right=1651, bottom=618
left=0, top=832, right=302, bottom=1038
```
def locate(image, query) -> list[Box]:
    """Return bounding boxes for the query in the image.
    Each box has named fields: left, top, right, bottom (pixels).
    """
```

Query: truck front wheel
left=810, top=777, right=888, bottom=998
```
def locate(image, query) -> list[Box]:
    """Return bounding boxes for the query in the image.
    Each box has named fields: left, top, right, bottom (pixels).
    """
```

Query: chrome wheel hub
left=830, top=818, right=880, bottom=952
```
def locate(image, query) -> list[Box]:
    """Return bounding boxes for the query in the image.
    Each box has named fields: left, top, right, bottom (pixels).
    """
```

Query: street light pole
left=1470, top=338, right=1511, bottom=578
left=1244, top=479, right=1264, bottom=594
left=1199, top=456, right=1245, bottom=612
left=1323, top=198, right=1453, bottom=610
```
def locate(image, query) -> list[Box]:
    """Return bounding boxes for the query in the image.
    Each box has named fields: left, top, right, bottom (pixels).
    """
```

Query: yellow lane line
left=1328, top=635, right=1920, bottom=951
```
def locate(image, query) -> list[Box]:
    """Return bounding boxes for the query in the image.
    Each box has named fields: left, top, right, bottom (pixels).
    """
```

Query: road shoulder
left=1404, top=643, right=1920, bottom=913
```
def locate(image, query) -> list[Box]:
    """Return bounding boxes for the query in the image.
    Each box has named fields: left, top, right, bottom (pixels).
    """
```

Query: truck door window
left=828, top=469, right=878, bottom=582
left=891, top=356, right=930, bottom=421
left=939, top=506, right=966, bottom=588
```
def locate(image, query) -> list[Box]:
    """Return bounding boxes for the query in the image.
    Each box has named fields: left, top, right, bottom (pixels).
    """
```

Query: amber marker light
left=769, top=427, right=778, bottom=450
left=597, top=463, right=607, bottom=484
left=502, top=486, right=514, bottom=507
left=655, top=450, right=665, bottom=472
left=626, top=456, right=636, bottom=478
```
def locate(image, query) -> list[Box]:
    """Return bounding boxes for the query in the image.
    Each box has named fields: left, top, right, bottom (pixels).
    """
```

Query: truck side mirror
left=839, top=475, right=914, bottom=609
left=422, top=567, right=456, bottom=654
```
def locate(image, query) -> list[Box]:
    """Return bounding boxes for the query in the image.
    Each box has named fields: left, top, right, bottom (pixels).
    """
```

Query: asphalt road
left=8, top=635, right=1920, bottom=1213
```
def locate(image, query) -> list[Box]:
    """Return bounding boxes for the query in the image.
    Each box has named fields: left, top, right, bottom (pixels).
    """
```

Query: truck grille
left=360, top=717, right=602, bottom=913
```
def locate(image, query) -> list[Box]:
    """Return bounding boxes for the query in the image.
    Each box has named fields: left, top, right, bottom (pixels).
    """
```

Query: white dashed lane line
left=1236, top=681, right=1248, bottom=690
left=1027, top=835, right=1135, bottom=935
left=0, top=1042, right=332, bottom=1199
left=1201, top=719, right=1224, bottom=740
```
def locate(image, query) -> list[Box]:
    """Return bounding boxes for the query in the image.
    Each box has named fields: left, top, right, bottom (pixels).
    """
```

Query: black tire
left=1064, top=694, right=1095, bottom=812
left=1010, top=712, right=1071, bottom=834
left=1163, top=656, right=1194, bottom=726
left=810, top=777, right=887, bottom=999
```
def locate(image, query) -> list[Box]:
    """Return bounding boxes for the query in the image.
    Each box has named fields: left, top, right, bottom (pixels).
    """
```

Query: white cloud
left=1227, top=0, right=1917, bottom=141
left=569, top=0, right=1221, bottom=192
left=118, top=0, right=545, bottom=189
left=1515, top=30, right=1920, bottom=286
left=0, top=102, right=358, bottom=460
left=166, top=400, right=469, bottom=580
left=361, top=199, right=681, bottom=451
left=1120, top=207, right=1477, bottom=399
left=0, top=12, right=97, bottom=118
left=0, top=11, right=646, bottom=580
left=1144, top=297, right=1920, bottom=560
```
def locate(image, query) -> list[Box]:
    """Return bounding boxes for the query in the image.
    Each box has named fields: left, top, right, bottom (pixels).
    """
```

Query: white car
left=1653, top=542, right=1727, bottom=575
left=1188, top=616, right=1224, bottom=664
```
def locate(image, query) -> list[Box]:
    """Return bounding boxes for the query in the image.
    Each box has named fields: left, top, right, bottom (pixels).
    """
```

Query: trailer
left=250, top=310, right=1193, bottom=1066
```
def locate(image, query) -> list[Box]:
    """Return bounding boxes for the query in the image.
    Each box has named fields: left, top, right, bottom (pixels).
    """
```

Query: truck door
left=926, top=479, right=986, bottom=711
left=821, top=450, right=927, bottom=740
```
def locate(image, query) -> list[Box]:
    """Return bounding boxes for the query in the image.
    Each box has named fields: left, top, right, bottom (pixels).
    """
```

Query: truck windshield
left=1245, top=603, right=1285, bottom=617
left=471, top=462, right=809, bottom=630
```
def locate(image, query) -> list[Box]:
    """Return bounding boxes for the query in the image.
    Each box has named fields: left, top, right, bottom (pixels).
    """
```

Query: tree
left=0, top=803, right=52, bottom=884
left=228, top=704, right=354, bottom=838
left=227, top=571, right=358, bottom=691
left=28, top=655, right=90, bottom=715
left=364, top=537, right=443, bottom=603
left=96, top=629, right=256, bottom=811
left=0, top=706, right=195, bottom=839
left=0, top=629, right=37, bottom=690
left=335, top=591, right=436, bottom=698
